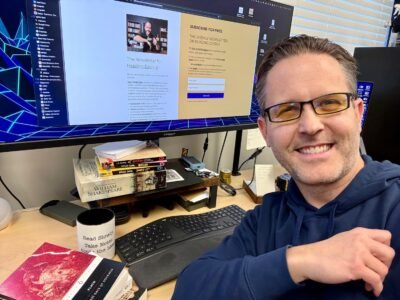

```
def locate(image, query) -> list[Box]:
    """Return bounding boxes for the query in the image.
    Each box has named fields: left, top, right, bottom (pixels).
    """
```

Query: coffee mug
left=76, top=208, right=115, bottom=259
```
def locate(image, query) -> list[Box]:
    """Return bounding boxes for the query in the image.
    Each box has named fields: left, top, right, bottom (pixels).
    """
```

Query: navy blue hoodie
left=173, top=156, right=400, bottom=299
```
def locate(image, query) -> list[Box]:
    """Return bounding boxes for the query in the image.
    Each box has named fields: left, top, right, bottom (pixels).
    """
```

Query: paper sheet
left=246, top=128, right=266, bottom=150
left=254, top=164, right=276, bottom=196
left=185, top=191, right=209, bottom=203
left=166, top=169, right=184, bottom=183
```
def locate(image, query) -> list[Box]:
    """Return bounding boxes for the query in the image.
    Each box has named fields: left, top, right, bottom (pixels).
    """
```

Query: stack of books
left=73, top=141, right=167, bottom=203
left=0, top=242, right=147, bottom=300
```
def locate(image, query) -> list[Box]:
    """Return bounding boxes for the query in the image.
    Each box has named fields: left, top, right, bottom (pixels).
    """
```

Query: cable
left=234, top=155, right=259, bottom=192
left=238, top=146, right=265, bottom=171
left=78, top=144, right=87, bottom=160
left=236, top=146, right=265, bottom=191
left=0, top=176, right=26, bottom=209
left=247, top=156, right=258, bottom=187
left=216, top=131, right=228, bottom=173
left=201, top=133, right=209, bottom=162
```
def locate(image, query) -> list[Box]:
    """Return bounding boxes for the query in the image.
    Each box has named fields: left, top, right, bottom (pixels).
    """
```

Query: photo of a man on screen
left=134, top=21, right=160, bottom=52
left=127, top=15, right=168, bottom=54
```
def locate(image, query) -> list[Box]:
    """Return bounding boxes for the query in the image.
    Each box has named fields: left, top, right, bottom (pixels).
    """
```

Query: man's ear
left=354, top=98, right=364, bottom=131
left=257, top=116, right=269, bottom=147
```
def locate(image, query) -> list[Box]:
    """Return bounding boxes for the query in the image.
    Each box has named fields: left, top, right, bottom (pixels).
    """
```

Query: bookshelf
left=160, top=26, right=168, bottom=53
left=127, top=21, right=143, bottom=51
left=89, top=159, right=219, bottom=211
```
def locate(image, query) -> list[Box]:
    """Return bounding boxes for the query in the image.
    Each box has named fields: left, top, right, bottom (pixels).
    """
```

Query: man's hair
left=255, top=34, right=358, bottom=114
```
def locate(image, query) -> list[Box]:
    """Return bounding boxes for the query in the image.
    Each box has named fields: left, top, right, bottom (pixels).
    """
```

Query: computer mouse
left=0, top=197, right=12, bottom=230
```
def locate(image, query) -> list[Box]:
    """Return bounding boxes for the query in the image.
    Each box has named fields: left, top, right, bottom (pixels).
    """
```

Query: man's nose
left=297, top=103, right=324, bottom=135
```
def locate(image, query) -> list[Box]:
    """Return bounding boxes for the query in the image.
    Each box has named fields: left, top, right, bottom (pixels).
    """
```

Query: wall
left=0, top=130, right=277, bottom=211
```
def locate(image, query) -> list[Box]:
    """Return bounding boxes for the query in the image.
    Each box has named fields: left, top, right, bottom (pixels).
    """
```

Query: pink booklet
left=0, top=242, right=95, bottom=300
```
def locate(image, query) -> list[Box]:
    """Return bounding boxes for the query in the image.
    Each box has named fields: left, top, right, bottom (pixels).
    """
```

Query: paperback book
left=93, top=140, right=147, bottom=160
left=0, top=242, right=139, bottom=300
left=97, top=145, right=166, bottom=169
left=73, top=159, right=135, bottom=203
left=135, top=168, right=167, bottom=192
left=95, top=157, right=166, bottom=177
left=73, top=159, right=168, bottom=202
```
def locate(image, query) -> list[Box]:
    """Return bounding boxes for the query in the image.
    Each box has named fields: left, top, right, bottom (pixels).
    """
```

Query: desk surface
left=0, top=173, right=256, bottom=299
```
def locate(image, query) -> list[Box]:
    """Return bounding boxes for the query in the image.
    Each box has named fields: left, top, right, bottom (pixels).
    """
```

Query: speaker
left=0, top=198, right=12, bottom=230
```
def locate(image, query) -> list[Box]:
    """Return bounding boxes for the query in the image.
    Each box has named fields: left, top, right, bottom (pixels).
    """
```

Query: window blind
left=276, top=0, right=394, bottom=53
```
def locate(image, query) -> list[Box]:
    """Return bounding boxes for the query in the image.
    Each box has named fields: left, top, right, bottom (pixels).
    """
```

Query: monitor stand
left=232, top=129, right=243, bottom=176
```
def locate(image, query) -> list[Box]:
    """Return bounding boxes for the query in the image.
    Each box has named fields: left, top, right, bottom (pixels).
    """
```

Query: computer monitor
left=0, top=0, right=293, bottom=152
left=354, top=47, right=400, bottom=164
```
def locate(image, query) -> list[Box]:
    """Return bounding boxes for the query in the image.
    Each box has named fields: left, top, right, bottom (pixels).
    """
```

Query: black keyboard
left=115, top=205, right=246, bottom=288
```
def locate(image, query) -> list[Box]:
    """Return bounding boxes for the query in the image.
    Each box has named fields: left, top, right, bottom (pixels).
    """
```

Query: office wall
left=281, top=0, right=393, bottom=53
left=0, top=130, right=276, bottom=211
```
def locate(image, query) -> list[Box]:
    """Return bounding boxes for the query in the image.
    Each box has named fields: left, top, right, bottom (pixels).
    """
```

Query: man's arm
left=173, top=225, right=394, bottom=299
left=172, top=207, right=301, bottom=300
left=287, top=228, right=395, bottom=297
left=379, top=199, right=400, bottom=299
left=134, top=35, right=151, bottom=49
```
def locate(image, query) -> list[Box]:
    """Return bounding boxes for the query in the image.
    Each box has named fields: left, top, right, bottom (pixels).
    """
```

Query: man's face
left=144, top=22, right=152, bottom=36
left=257, top=53, right=364, bottom=188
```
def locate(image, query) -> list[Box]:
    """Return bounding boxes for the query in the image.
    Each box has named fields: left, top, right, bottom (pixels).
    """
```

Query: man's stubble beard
left=270, top=134, right=361, bottom=187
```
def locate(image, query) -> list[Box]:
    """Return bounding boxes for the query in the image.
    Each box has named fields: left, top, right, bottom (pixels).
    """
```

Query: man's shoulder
left=257, top=191, right=286, bottom=212
left=363, top=154, right=400, bottom=172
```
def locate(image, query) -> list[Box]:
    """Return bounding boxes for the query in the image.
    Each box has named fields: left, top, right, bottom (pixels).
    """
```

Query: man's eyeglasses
left=263, top=92, right=356, bottom=123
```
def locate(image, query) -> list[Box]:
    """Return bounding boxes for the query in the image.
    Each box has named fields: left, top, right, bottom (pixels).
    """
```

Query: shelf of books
left=160, top=26, right=167, bottom=53
left=73, top=141, right=219, bottom=210
left=127, top=20, right=143, bottom=51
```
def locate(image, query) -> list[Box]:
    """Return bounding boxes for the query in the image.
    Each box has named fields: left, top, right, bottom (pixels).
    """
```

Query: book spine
left=110, top=165, right=166, bottom=176
left=102, top=156, right=167, bottom=169
left=76, top=175, right=135, bottom=202
left=98, top=161, right=166, bottom=173
left=114, top=160, right=167, bottom=169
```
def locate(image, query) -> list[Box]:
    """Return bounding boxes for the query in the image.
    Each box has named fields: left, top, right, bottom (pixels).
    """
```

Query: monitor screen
left=354, top=47, right=400, bottom=164
left=357, top=81, right=373, bottom=127
left=0, top=0, right=293, bottom=152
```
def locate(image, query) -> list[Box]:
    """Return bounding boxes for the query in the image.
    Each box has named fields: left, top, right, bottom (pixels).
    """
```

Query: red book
left=0, top=242, right=126, bottom=300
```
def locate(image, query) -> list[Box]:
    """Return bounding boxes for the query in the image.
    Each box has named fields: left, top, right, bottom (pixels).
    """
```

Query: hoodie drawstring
left=292, top=206, right=305, bottom=246
left=326, top=202, right=338, bottom=238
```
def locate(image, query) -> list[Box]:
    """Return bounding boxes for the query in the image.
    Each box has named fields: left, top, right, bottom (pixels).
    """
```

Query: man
left=134, top=21, right=160, bottom=52
left=172, top=35, right=400, bottom=299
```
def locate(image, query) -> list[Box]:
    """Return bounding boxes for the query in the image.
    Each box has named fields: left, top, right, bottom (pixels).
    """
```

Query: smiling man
left=172, top=35, right=400, bottom=299
left=134, top=21, right=160, bottom=53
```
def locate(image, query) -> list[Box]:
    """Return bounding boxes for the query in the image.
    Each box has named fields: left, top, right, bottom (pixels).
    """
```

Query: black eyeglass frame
left=263, top=92, right=357, bottom=123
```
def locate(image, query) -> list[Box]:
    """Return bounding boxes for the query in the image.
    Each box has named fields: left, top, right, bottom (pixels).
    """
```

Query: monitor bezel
left=0, top=122, right=258, bottom=152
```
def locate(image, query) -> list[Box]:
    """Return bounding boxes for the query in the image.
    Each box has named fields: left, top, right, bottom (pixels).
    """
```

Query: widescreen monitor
left=0, top=0, right=293, bottom=152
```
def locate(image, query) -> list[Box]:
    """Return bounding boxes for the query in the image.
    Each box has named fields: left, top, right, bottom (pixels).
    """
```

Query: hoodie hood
left=285, top=155, right=400, bottom=245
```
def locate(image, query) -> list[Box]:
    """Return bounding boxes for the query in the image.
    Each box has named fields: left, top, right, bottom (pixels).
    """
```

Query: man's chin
left=290, top=168, right=342, bottom=186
